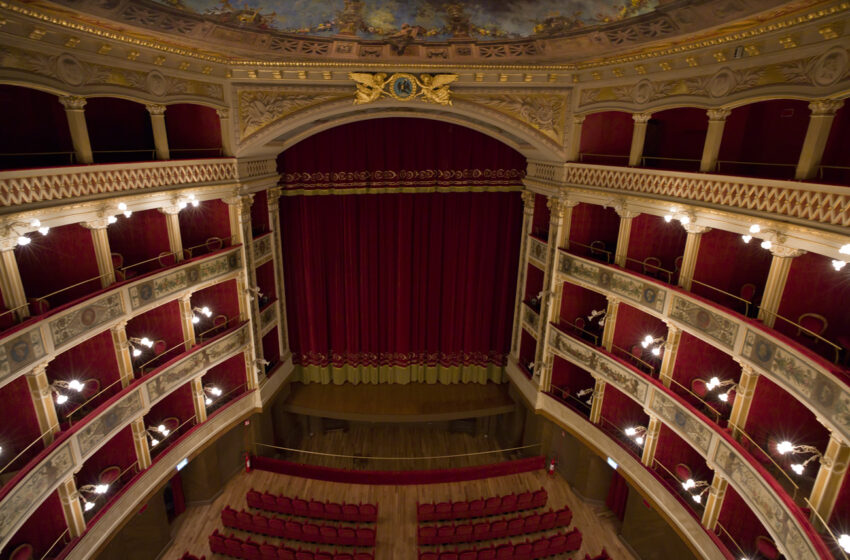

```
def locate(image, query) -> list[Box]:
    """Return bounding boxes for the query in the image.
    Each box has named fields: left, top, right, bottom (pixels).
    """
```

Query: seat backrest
left=157, top=251, right=176, bottom=268
left=468, top=499, right=485, bottom=513
left=674, top=463, right=692, bottom=482
left=574, top=316, right=587, bottom=330
left=359, top=503, right=377, bottom=520
left=691, top=378, right=708, bottom=397
left=798, top=312, right=828, bottom=335
left=740, top=282, right=757, bottom=301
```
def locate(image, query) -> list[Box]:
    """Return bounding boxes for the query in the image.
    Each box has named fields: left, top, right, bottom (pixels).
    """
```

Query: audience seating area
left=418, top=506, right=572, bottom=545
left=222, top=507, right=376, bottom=547
left=209, top=529, right=374, bottom=560
left=417, top=489, right=547, bottom=522
left=179, top=553, right=205, bottom=560
left=247, top=490, right=378, bottom=523
left=416, top=528, right=582, bottom=560
left=584, top=550, right=611, bottom=560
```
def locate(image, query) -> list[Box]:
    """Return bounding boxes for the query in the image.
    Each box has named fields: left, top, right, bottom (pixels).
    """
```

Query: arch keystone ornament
left=349, top=72, right=458, bottom=105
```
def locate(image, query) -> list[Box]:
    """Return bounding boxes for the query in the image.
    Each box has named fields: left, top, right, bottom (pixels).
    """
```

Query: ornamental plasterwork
left=558, top=253, right=666, bottom=313
left=668, top=296, right=739, bottom=350
left=349, top=72, right=458, bottom=105
left=523, top=306, right=540, bottom=332
left=0, top=47, right=223, bottom=101
left=528, top=237, right=548, bottom=266
left=0, top=328, right=46, bottom=386
left=649, top=391, right=713, bottom=453
left=49, top=292, right=125, bottom=350
left=77, top=390, right=144, bottom=458
left=237, top=88, right=347, bottom=141
left=455, top=92, right=568, bottom=143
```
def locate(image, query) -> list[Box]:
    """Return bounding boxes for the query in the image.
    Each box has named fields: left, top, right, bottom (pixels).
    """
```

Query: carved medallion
left=349, top=72, right=458, bottom=105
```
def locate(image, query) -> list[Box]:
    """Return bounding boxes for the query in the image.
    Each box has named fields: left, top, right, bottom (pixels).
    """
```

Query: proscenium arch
left=234, top=97, right=568, bottom=163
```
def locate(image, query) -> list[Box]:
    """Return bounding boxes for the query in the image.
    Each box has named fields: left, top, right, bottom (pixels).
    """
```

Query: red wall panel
left=0, top=85, right=73, bottom=169
left=531, top=193, right=550, bottom=239
left=655, top=424, right=710, bottom=482
left=671, top=331, right=739, bottom=417
left=147, top=382, right=195, bottom=425
left=5, top=491, right=67, bottom=558
left=567, top=203, right=620, bottom=257
left=251, top=190, right=270, bottom=235
left=256, top=260, right=276, bottom=301
left=191, top=278, right=240, bottom=327
left=126, top=300, right=184, bottom=362
left=579, top=111, right=633, bottom=162
left=84, top=97, right=154, bottom=162
left=644, top=107, right=708, bottom=165
left=625, top=213, right=687, bottom=279
left=0, top=375, right=42, bottom=469
left=178, top=199, right=232, bottom=252
left=558, top=282, right=607, bottom=328
left=262, top=327, right=281, bottom=367
left=550, top=355, right=595, bottom=395
left=107, top=209, right=171, bottom=274
left=76, top=425, right=136, bottom=486
left=611, top=303, right=667, bottom=358
left=163, top=103, right=222, bottom=156
left=717, top=484, right=770, bottom=556
left=203, top=352, right=246, bottom=396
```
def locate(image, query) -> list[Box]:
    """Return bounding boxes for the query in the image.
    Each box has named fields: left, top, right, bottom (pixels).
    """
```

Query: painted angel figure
left=349, top=72, right=388, bottom=104
left=419, top=74, right=458, bottom=105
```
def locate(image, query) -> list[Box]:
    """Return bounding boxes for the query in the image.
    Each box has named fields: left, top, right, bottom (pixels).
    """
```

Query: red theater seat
left=531, top=489, right=547, bottom=507
left=507, top=517, right=524, bottom=536
left=269, top=517, right=285, bottom=538
left=302, top=523, right=320, bottom=542
left=292, top=498, right=310, bottom=516
left=247, top=490, right=263, bottom=508
left=548, top=534, right=566, bottom=554
left=343, top=503, right=360, bottom=521
left=315, top=552, right=332, bottom=560
left=260, top=544, right=277, bottom=560
left=515, top=542, right=533, bottom=560
left=438, top=525, right=454, bottom=542
left=540, top=510, right=556, bottom=531
left=435, top=502, right=452, bottom=519
left=338, top=526, right=356, bottom=546
left=225, top=537, right=243, bottom=557
left=490, top=520, right=508, bottom=539
left=309, top=500, right=324, bottom=517
left=418, top=502, right=435, bottom=521
left=295, top=552, right=313, bottom=560
left=335, top=554, right=353, bottom=560
left=356, top=527, right=375, bottom=547
left=452, top=501, right=469, bottom=518
left=237, top=511, right=253, bottom=531
left=483, top=497, right=501, bottom=516
left=420, top=553, right=438, bottom=560
left=285, top=521, right=303, bottom=540
left=495, top=544, right=514, bottom=559
left=532, top=538, right=550, bottom=557
left=459, top=551, right=476, bottom=560
left=319, top=525, right=336, bottom=544
left=438, top=553, right=458, bottom=560
left=278, top=547, right=297, bottom=560
left=555, top=508, right=573, bottom=527
left=325, top=502, right=342, bottom=519
left=262, top=492, right=278, bottom=511
left=524, top=513, right=541, bottom=533
left=477, top=548, right=495, bottom=560
left=516, top=491, right=533, bottom=509
left=468, top=499, right=485, bottom=516
left=565, top=528, right=583, bottom=552
left=359, top=503, right=377, bottom=522
left=352, top=555, right=373, bottom=560
left=500, top=494, right=517, bottom=512
left=455, top=524, right=473, bottom=542
left=473, top=522, right=489, bottom=540
left=419, top=525, right=437, bottom=545
left=242, top=541, right=262, bottom=560
left=277, top=496, right=293, bottom=514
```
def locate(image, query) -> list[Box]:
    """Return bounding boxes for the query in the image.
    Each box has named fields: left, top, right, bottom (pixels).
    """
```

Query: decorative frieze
left=252, top=233, right=273, bottom=264
left=557, top=253, right=666, bottom=313
left=522, top=305, right=540, bottom=333
left=49, top=292, right=124, bottom=350
left=77, top=390, right=144, bottom=459
left=668, top=296, right=739, bottom=350
left=527, top=236, right=548, bottom=268
left=0, top=328, right=46, bottom=387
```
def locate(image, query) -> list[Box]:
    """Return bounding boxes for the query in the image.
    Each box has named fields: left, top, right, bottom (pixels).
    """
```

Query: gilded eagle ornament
left=349, top=72, right=458, bottom=105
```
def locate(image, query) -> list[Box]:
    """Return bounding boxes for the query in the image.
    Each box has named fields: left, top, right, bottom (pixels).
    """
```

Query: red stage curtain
left=279, top=119, right=524, bottom=384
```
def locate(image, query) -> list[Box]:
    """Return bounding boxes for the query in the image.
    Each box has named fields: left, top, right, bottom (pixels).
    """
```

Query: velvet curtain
left=279, top=118, right=525, bottom=385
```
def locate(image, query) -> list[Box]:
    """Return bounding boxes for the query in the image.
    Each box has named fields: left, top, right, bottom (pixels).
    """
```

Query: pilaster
left=700, top=108, right=731, bottom=172
left=700, top=473, right=728, bottom=531
left=191, top=377, right=208, bottom=423
left=130, top=417, right=152, bottom=470
left=678, top=224, right=710, bottom=291
left=629, top=113, right=652, bottom=167
left=59, top=96, right=93, bottom=164
left=57, top=476, right=86, bottom=538
left=510, top=190, right=536, bottom=359
left=159, top=206, right=184, bottom=263
left=82, top=220, right=115, bottom=287
left=600, top=296, right=619, bottom=352
left=178, top=294, right=196, bottom=351
left=567, top=115, right=586, bottom=162
left=0, top=238, right=29, bottom=321
left=658, top=324, right=682, bottom=387
left=795, top=99, right=844, bottom=180
left=25, top=363, right=59, bottom=445
left=613, top=205, right=639, bottom=267
left=641, top=414, right=662, bottom=467
left=146, top=104, right=170, bottom=160
left=808, top=433, right=850, bottom=528
left=535, top=196, right=574, bottom=366
left=267, top=187, right=289, bottom=357
left=588, top=377, right=606, bottom=424
left=245, top=348, right=260, bottom=391
left=757, top=244, right=805, bottom=327
left=217, top=109, right=235, bottom=157
left=728, top=364, right=759, bottom=437
left=110, top=321, right=135, bottom=388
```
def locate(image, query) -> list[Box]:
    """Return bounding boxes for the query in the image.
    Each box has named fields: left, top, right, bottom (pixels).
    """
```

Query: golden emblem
left=349, top=72, right=458, bottom=105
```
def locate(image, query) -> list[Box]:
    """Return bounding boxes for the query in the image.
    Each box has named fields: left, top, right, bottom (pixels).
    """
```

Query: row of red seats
left=584, top=550, right=610, bottom=560
left=223, top=507, right=376, bottom=547
left=417, top=528, right=582, bottom=560
left=417, top=488, right=547, bottom=521
left=418, top=506, right=572, bottom=545
left=209, top=530, right=374, bottom=560
left=179, top=553, right=205, bottom=560
left=247, top=490, right=378, bottom=523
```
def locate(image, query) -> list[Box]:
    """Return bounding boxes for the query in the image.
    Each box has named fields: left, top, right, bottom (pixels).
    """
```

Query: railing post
left=130, top=417, right=152, bottom=470
left=795, top=99, right=843, bottom=180
left=59, top=96, right=93, bottom=164
left=678, top=224, right=710, bottom=291
left=757, top=244, right=805, bottom=327
left=267, top=187, right=290, bottom=359
left=57, top=476, right=87, bottom=538
left=728, top=364, right=759, bottom=438
left=629, top=113, right=652, bottom=167
left=658, top=324, right=682, bottom=387
left=82, top=219, right=115, bottom=288
left=701, top=472, right=728, bottom=531
left=700, top=108, right=731, bottom=173
left=566, top=115, right=586, bottom=162
left=808, top=432, right=850, bottom=530
left=641, top=414, right=662, bottom=467
left=146, top=104, right=170, bottom=161
left=25, top=362, right=59, bottom=445
left=510, top=190, right=536, bottom=360
left=0, top=237, right=29, bottom=321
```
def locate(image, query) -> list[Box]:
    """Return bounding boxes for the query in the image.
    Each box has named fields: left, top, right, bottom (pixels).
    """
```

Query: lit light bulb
left=56, top=394, right=68, bottom=404
left=67, top=380, right=84, bottom=392
left=205, top=397, right=212, bottom=405
left=679, top=215, right=690, bottom=225
left=178, top=201, right=187, bottom=210
left=625, top=427, right=637, bottom=436
left=38, top=226, right=49, bottom=235
left=151, top=438, right=159, bottom=447
left=832, top=260, right=846, bottom=271
left=192, top=315, right=200, bottom=324
left=191, top=199, right=199, bottom=207
left=707, top=377, right=720, bottom=389
left=791, top=463, right=805, bottom=475
left=635, top=436, right=644, bottom=445
left=682, top=479, right=696, bottom=490
left=201, top=306, right=211, bottom=316
left=211, top=387, right=222, bottom=396
left=140, top=337, right=153, bottom=347
left=94, top=484, right=109, bottom=494
left=651, top=346, right=661, bottom=356
left=132, top=347, right=142, bottom=357
left=118, top=203, right=127, bottom=211
left=741, top=235, right=752, bottom=243
left=664, top=215, right=673, bottom=223
left=760, top=240, right=772, bottom=250
left=838, top=533, right=850, bottom=553
left=30, top=219, right=40, bottom=228
left=692, top=494, right=702, bottom=504
left=157, top=424, right=167, bottom=434
left=17, top=236, right=30, bottom=246
left=107, top=216, right=117, bottom=224
left=749, top=224, right=761, bottom=234
left=84, top=500, right=95, bottom=511
left=841, top=244, right=850, bottom=255
left=123, top=211, right=132, bottom=218
left=718, top=392, right=729, bottom=402
left=776, top=440, right=794, bottom=454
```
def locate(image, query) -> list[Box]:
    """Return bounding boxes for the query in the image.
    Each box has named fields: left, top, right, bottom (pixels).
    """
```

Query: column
left=266, top=187, right=289, bottom=358
left=159, top=206, right=184, bottom=262
left=25, top=363, right=59, bottom=445
left=245, top=348, right=260, bottom=391
left=59, top=96, right=93, bottom=164
left=808, top=433, right=850, bottom=527
left=178, top=294, right=196, bottom=351
left=678, top=224, right=710, bottom=291
left=629, top=113, right=652, bottom=167
left=700, top=108, right=731, bottom=172
left=600, top=296, right=619, bottom=351
left=588, top=377, right=606, bottom=424
left=110, top=321, right=135, bottom=388
left=640, top=414, right=662, bottom=467
left=191, top=377, right=208, bottom=423
left=657, top=324, right=682, bottom=387
left=795, top=99, right=844, bottom=180
left=57, top=476, right=86, bottom=538
left=82, top=219, right=115, bottom=288
left=728, top=364, right=759, bottom=437
left=613, top=205, right=639, bottom=268
left=146, top=104, right=170, bottom=160
left=566, top=115, right=586, bottom=162
left=700, top=473, right=728, bottom=530
left=757, top=244, right=805, bottom=327
left=217, top=108, right=235, bottom=157
left=510, top=191, right=536, bottom=360
left=0, top=238, right=29, bottom=321
left=130, top=417, right=152, bottom=470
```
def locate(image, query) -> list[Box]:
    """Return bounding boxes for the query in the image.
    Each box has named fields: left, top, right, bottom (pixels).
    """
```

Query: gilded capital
left=572, top=114, right=587, bottom=125
left=0, top=237, right=19, bottom=251
left=809, top=99, right=844, bottom=116
left=632, top=112, right=653, bottom=124
left=59, top=96, right=86, bottom=110
left=706, top=108, right=732, bottom=121
left=146, top=104, right=167, bottom=116
left=521, top=190, right=536, bottom=213
left=683, top=223, right=711, bottom=234
left=769, top=244, right=806, bottom=258
left=81, top=218, right=111, bottom=229
left=216, top=108, right=230, bottom=119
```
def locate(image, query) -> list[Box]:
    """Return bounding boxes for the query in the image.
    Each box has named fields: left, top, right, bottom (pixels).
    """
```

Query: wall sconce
left=146, top=424, right=171, bottom=447
left=116, top=202, right=132, bottom=218
left=51, top=379, right=85, bottom=405
left=681, top=478, right=710, bottom=503
left=192, top=306, right=212, bottom=324
left=706, top=377, right=738, bottom=402
left=204, top=385, right=222, bottom=405
left=641, top=335, right=665, bottom=356
left=78, top=483, right=109, bottom=511
left=625, top=425, right=647, bottom=445
left=776, top=441, right=823, bottom=475
left=128, top=337, right=154, bottom=357
left=576, top=387, right=594, bottom=405
left=6, top=219, right=49, bottom=246
left=244, top=286, right=262, bottom=301
left=663, top=210, right=693, bottom=227
left=587, top=309, right=606, bottom=327
left=177, top=194, right=200, bottom=210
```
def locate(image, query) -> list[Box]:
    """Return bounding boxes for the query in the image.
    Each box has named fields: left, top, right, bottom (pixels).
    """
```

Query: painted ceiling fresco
left=154, top=0, right=660, bottom=40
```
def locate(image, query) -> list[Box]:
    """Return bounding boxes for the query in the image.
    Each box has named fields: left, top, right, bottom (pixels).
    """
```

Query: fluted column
left=0, top=238, right=29, bottom=321
left=588, top=377, right=606, bottom=424
left=110, top=321, right=135, bottom=388
left=641, top=414, right=662, bottom=467
left=614, top=205, right=639, bottom=268
left=267, top=187, right=289, bottom=357
left=566, top=115, right=586, bottom=162
left=159, top=206, right=184, bottom=262
left=130, top=417, right=152, bottom=470
left=700, top=108, right=732, bottom=172
left=217, top=108, right=235, bottom=157
left=700, top=473, right=728, bottom=530
left=795, top=99, right=844, bottom=180
left=808, top=433, right=850, bottom=528
left=600, top=296, right=619, bottom=352
left=146, top=104, right=170, bottom=160
left=510, top=191, right=536, bottom=360
left=178, top=294, right=196, bottom=351
left=82, top=219, right=115, bottom=288
left=59, top=96, right=93, bottom=164
left=190, top=377, right=208, bottom=423
left=757, top=244, right=806, bottom=327
left=25, top=363, right=59, bottom=445
left=678, top=224, right=710, bottom=291
left=728, top=364, right=759, bottom=437
left=658, top=324, right=682, bottom=387
left=629, top=113, right=652, bottom=167
left=57, top=476, right=86, bottom=538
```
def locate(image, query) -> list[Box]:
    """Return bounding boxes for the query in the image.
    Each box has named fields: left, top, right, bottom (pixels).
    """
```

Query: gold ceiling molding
left=350, top=72, right=458, bottom=105
left=237, top=88, right=347, bottom=141
left=455, top=92, right=569, bottom=144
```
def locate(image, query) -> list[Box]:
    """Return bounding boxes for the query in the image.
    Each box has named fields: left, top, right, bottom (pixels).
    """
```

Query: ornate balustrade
left=0, top=246, right=243, bottom=390
left=526, top=161, right=850, bottom=229
left=555, top=250, right=850, bottom=446
left=0, top=322, right=251, bottom=550
left=0, top=157, right=278, bottom=208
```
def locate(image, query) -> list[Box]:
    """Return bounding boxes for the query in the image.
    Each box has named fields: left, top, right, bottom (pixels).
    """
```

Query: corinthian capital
left=216, top=108, right=230, bottom=119
left=769, top=244, right=806, bottom=258
left=521, top=190, right=536, bottom=213
left=683, top=223, right=711, bottom=234
left=809, top=99, right=844, bottom=116
left=59, top=96, right=86, bottom=110
left=706, top=108, right=732, bottom=121
left=146, top=104, right=167, bottom=116
left=632, top=112, right=653, bottom=124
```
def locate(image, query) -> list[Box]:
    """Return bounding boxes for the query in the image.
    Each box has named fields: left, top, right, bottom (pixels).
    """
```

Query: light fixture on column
left=587, top=309, right=606, bottom=327
left=706, top=377, right=738, bottom=402
left=78, top=483, right=110, bottom=511
left=204, top=385, right=222, bottom=405
left=51, top=379, right=85, bottom=404
left=7, top=219, right=49, bottom=246
left=128, top=336, right=154, bottom=357
left=663, top=210, right=693, bottom=228
left=29, top=219, right=49, bottom=236
left=681, top=477, right=710, bottom=502
left=116, top=202, right=132, bottom=218
left=192, top=306, right=212, bottom=324
left=576, top=387, right=594, bottom=405
left=841, top=244, right=850, bottom=255
left=624, top=425, right=647, bottom=445
left=146, top=424, right=172, bottom=447
left=775, top=441, right=823, bottom=475
left=177, top=194, right=200, bottom=210
left=244, top=286, right=262, bottom=301
left=838, top=533, right=850, bottom=553
left=832, top=260, right=846, bottom=271
left=641, top=335, right=665, bottom=356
